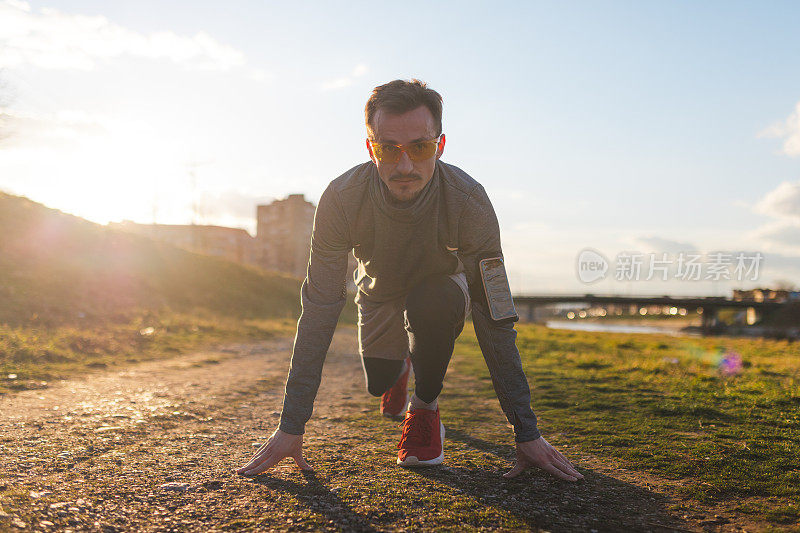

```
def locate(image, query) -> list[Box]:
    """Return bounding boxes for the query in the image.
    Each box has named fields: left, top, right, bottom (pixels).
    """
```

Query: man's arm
left=458, top=183, right=583, bottom=481
left=458, top=182, right=540, bottom=442
left=238, top=182, right=350, bottom=477
left=278, top=182, right=351, bottom=435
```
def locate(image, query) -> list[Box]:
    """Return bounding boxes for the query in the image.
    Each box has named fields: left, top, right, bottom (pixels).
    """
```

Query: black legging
left=362, top=274, right=466, bottom=403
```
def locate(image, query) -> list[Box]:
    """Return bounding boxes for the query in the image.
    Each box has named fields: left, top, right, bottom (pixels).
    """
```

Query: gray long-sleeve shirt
left=278, top=160, right=541, bottom=442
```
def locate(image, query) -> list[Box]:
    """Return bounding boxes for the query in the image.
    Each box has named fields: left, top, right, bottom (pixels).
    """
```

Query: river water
left=545, top=320, right=696, bottom=336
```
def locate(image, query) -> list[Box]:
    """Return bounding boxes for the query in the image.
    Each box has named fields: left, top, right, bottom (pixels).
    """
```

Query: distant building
left=255, top=194, right=316, bottom=279
left=733, top=288, right=793, bottom=303
left=110, top=221, right=256, bottom=265
left=111, top=193, right=358, bottom=290
left=255, top=193, right=358, bottom=288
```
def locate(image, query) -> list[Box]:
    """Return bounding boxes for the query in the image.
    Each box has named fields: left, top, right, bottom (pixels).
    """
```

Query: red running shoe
left=396, top=406, right=445, bottom=467
left=380, top=357, right=411, bottom=418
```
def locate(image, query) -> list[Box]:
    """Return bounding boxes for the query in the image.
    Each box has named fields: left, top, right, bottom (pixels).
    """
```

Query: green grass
left=0, top=190, right=359, bottom=392
left=0, top=191, right=308, bottom=326
left=0, top=312, right=293, bottom=394
left=0, top=306, right=358, bottom=395
left=450, top=323, right=800, bottom=523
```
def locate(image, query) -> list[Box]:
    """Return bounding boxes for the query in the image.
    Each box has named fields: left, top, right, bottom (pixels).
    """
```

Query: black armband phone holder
left=476, top=252, right=519, bottom=324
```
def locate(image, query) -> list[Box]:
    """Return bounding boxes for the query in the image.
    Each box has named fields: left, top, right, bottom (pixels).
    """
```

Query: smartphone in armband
left=478, top=256, right=519, bottom=322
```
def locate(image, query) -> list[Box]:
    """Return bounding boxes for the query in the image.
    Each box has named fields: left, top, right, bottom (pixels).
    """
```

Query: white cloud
left=753, top=180, right=800, bottom=221
left=749, top=180, right=800, bottom=256
left=0, top=108, right=109, bottom=147
left=751, top=103, right=800, bottom=256
left=748, top=220, right=800, bottom=254
left=761, top=252, right=800, bottom=276
left=320, top=77, right=352, bottom=91
left=320, top=63, right=368, bottom=91
left=0, top=0, right=261, bottom=76
left=758, top=100, right=800, bottom=157
left=633, top=236, right=699, bottom=254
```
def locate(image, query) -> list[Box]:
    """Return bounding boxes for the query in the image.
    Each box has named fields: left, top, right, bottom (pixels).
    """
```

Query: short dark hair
left=365, top=79, right=443, bottom=138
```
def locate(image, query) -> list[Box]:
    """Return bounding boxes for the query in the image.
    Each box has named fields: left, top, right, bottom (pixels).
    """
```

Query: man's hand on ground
left=236, top=428, right=312, bottom=477
left=503, top=436, right=584, bottom=481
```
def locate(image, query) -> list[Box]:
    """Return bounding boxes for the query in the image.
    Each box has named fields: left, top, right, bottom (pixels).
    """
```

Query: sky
left=1, top=0, right=799, bottom=295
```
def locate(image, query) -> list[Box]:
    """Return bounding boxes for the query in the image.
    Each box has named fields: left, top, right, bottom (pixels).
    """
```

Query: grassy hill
left=0, top=191, right=355, bottom=392
left=0, top=191, right=308, bottom=326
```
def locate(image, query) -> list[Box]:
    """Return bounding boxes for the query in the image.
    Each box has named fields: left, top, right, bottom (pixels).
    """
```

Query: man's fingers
left=542, top=444, right=584, bottom=480
left=503, top=461, right=526, bottom=478
left=542, top=464, right=577, bottom=481
left=542, top=461, right=578, bottom=481
left=236, top=457, right=262, bottom=474
left=241, top=458, right=278, bottom=477
left=293, top=454, right=313, bottom=471
left=237, top=441, right=276, bottom=472
left=240, top=452, right=282, bottom=477
left=559, top=460, right=584, bottom=479
left=550, top=456, right=583, bottom=480
left=237, top=447, right=273, bottom=473
left=549, top=450, right=584, bottom=479
left=552, top=448, right=579, bottom=471
left=505, top=457, right=580, bottom=481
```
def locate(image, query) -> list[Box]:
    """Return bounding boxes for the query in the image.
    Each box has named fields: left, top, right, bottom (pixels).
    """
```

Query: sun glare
left=5, top=115, right=194, bottom=226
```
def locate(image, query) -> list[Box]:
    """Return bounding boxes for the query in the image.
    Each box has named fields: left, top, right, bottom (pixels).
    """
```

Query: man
left=237, top=79, right=583, bottom=481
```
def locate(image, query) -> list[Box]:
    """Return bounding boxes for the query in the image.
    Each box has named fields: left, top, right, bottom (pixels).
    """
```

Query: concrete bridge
left=512, top=294, right=787, bottom=334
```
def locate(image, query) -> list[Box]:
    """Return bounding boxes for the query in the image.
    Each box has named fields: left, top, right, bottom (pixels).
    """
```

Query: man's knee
left=366, top=381, right=389, bottom=397
left=363, top=357, right=403, bottom=397
left=405, top=275, right=463, bottom=328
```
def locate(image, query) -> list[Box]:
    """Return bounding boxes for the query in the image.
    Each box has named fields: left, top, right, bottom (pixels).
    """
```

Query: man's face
left=366, top=105, right=445, bottom=204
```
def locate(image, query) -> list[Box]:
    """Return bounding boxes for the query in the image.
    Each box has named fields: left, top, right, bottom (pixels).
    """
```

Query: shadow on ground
left=423, top=427, right=697, bottom=532
left=240, top=428, right=698, bottom=533
left=248, top=472, right=379, bottom=532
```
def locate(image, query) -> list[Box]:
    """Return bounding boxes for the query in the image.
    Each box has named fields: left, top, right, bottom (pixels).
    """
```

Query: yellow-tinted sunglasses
left=368, top=135, right=442, bottom=164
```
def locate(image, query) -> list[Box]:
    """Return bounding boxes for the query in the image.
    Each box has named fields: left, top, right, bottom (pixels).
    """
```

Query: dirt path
left=0, top=326, right=771, bottom=532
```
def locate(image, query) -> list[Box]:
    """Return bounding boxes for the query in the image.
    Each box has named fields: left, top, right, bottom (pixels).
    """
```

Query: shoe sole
left=381, top=390, right=409, bottom=419
left=397, top=420, right=445, bottom=467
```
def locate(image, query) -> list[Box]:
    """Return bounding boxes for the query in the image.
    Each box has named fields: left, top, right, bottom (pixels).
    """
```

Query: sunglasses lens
left=373, top=144, right=400, bottom=163
left=371, top=139, right=438, bottom=163
left=407, top=141, right=438, bottom=161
